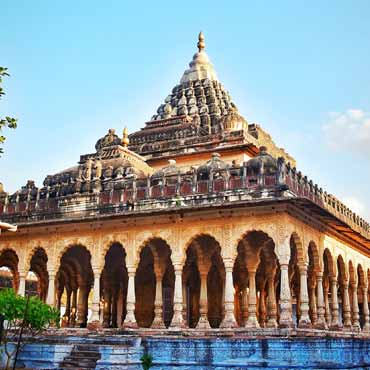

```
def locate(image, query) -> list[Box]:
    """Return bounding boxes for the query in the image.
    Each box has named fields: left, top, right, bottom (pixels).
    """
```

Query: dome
left=39, top=129, right=153, bottom=195
left=246, top=146, right=278, bottom=175
left=152, top=159, right=180, bottom=179
left=147, top=33, right=241, bottom=124
left=219, top=108, right=248, bottom=132
left=197, top=153, right=227, bottom=179
left=95, top=129, right=122, bottom=151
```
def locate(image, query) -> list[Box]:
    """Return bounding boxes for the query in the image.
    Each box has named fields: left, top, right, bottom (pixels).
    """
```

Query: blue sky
left=1, top=0, right=370, bottom=220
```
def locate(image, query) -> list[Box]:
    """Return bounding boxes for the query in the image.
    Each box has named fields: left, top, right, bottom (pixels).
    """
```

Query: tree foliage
left=0, top=289, right=59, bottom=369
left=140, top=353, right=153, bottom=370
left=0, top=67, right=17, bottom=156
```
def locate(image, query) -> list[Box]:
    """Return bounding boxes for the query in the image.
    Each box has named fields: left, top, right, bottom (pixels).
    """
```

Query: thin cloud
left=323, top=109, right=370, bottom=158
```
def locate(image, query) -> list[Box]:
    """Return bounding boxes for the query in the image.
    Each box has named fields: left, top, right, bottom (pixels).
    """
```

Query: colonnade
left=1, top=229, right=370, bottom=333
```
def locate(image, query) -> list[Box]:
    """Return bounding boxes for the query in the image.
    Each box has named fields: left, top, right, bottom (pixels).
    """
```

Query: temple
left=1, top=33, right=370, bottom=336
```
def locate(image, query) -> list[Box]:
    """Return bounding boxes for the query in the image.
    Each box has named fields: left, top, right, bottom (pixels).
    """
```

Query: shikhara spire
left=180, top=31, right=218, bottom=84
left=149, top=32, right=238, bottom=123
left=197, top=31, right=205, bottom=52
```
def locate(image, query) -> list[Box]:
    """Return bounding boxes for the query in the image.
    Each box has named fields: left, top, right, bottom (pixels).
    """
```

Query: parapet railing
left=0, top=162, right=369, bottom=240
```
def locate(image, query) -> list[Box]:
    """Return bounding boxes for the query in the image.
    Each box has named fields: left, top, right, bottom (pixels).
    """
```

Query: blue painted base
left=2, top=336, right=370, bottom=369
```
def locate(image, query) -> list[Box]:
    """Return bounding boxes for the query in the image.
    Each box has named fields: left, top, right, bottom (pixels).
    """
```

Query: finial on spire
left=122, top=126, right=129, bottom=147
left=197, top=32, right=205, bottom=52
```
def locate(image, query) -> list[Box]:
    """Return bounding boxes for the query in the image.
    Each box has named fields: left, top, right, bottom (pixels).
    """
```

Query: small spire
left=197, top=31, right=205, bottom=52
left=122, top=126, right=129, bottom=147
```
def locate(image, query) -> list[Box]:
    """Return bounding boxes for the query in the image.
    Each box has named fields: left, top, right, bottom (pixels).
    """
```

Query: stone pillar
left=323, top=279, right=331, bottom=326
left=342, top=281, right=352, bottom=330
left=246, top=269, right=259, bottom=328
left=89, top=269, right=101, bottom=324
left=46, top=272, right=56, bottom=306
left=117, top=285, right=124, bottom=327
left=103, top=287, right=111, bottom=327
left=279, top=262, right=293, bottom=328
left=196, top=263, right=211, bottom=329
left=182, top=281, right=187, bottom=323
left=315, top=273, right=327, bottom=329
left=152, top=264, right=165, bottom=329
left=308, top=280, right=318, bottom=326
left=220, top=260, right=237, bottom=328
left=259, top=287, right=267, bottom=328
left=123, top=266, right=137, bottom=328
left=241, top=287, right=249, bottom=326
left=77, top=285, right=87, bottom=326
left=330, top=276, right=340, bottom=329
left=351, top=281, right=360, bottom=331
left=362, top=285, right=370, bottom=332
left=170, top=264, right=185, bottom=328
left=266, top=274, right=278, bottom=328
left=111, top=287, right=118, bottom=328
left=18, top=271, right=26, bottom=297
left=298, top=264, right=311, bottom=327
left=64, top=289, right=71, bottom=324
left=70, top=289, right=77, bottom=326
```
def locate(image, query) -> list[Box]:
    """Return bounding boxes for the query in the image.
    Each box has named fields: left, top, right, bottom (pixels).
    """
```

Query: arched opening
left=57, top=245, right=93, bottom=327
left=307, top=242, right=320, bottom=326
left=357, top=264, right=366, bottom=329
left=289, top=234, right=303, bottom=326
left=234, top=231, right=278, bottom=328
left=183, top=234, right=224, bottom=328
left=135, top=238, right=174, bottom=328
left=323, top=249, right=334, bottom=327
left=28, top=248, right=48, bottom=301
left=25, top=271, right=38, bottom=296
left=337, top=255, right=348, bottom=327
left=101, top=243, right=128, bottom=328
left=0, top=249, right=19, bottom=291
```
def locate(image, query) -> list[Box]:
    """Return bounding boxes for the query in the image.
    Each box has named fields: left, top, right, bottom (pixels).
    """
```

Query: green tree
left=0, top=67, right=17, bottom=156
left=140, top=353, right=153, bottom=370
left=0, top=289, right=59, bottom=369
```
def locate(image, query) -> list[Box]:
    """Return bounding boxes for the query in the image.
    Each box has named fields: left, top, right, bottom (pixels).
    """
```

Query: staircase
left=59, top=344, right=101, bottom=370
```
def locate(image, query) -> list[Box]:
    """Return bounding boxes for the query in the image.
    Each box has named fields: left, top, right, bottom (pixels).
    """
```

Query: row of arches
left=1, top=230, right=370, bottom=331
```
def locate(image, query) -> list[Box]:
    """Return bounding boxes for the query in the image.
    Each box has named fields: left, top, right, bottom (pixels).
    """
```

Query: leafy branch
left=0, top=289, right=59, bottom=369
left=0, top=67, right=18, bottom=156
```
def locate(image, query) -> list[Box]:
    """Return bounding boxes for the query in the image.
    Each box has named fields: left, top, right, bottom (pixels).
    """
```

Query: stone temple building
left=1, top=33, right=370, bottom=339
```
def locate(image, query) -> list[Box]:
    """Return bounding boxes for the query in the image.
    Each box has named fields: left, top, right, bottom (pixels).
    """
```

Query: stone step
left=61, top=360, right=97, bottom=367
left=68, top=351, right=101, bottom=359
left=59, top=344, right=101, bottom=370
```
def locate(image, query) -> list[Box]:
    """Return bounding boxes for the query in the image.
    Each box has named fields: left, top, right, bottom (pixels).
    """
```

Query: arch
left=337, top=255, right=347, bottom=282
left=348, top=260, right=356, bottom=284
left=56, top=238, right=94, bottom=269
left=322, top=248, right=334, bottom=327
left=357, top=264, right=366, bottom=329
left=28, top=247, right=48, bottom=301
left=357, top=264, right=365, bottom=287
left=289, top=234, right=302, bottom=326
left=336, top=254, right=347, bottom=326
left=0, top=248, right=19, bottom=291
left=57, top=244, right=94, bottom=327
left=183, top=233, right=224, bottom=328
left=184, top=232, right=222, bottom=254
left=290, top=232, right=305, bottom=267
left=308, top=242, right=320, bottom=273
left=133, top=232, right=175, bottom=268
left=323, top=248, right=334, bottom=277
left=307, top=241, right=320, bottom=326
left=234, top=230, right=278, bottom=328
left=135, top=237, right=174, bottom=328
left=234, top=228, right=277, bottom=253
left=26, top=245, right=49, bottom=272
left=101, top=242, right=128, bottom=328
